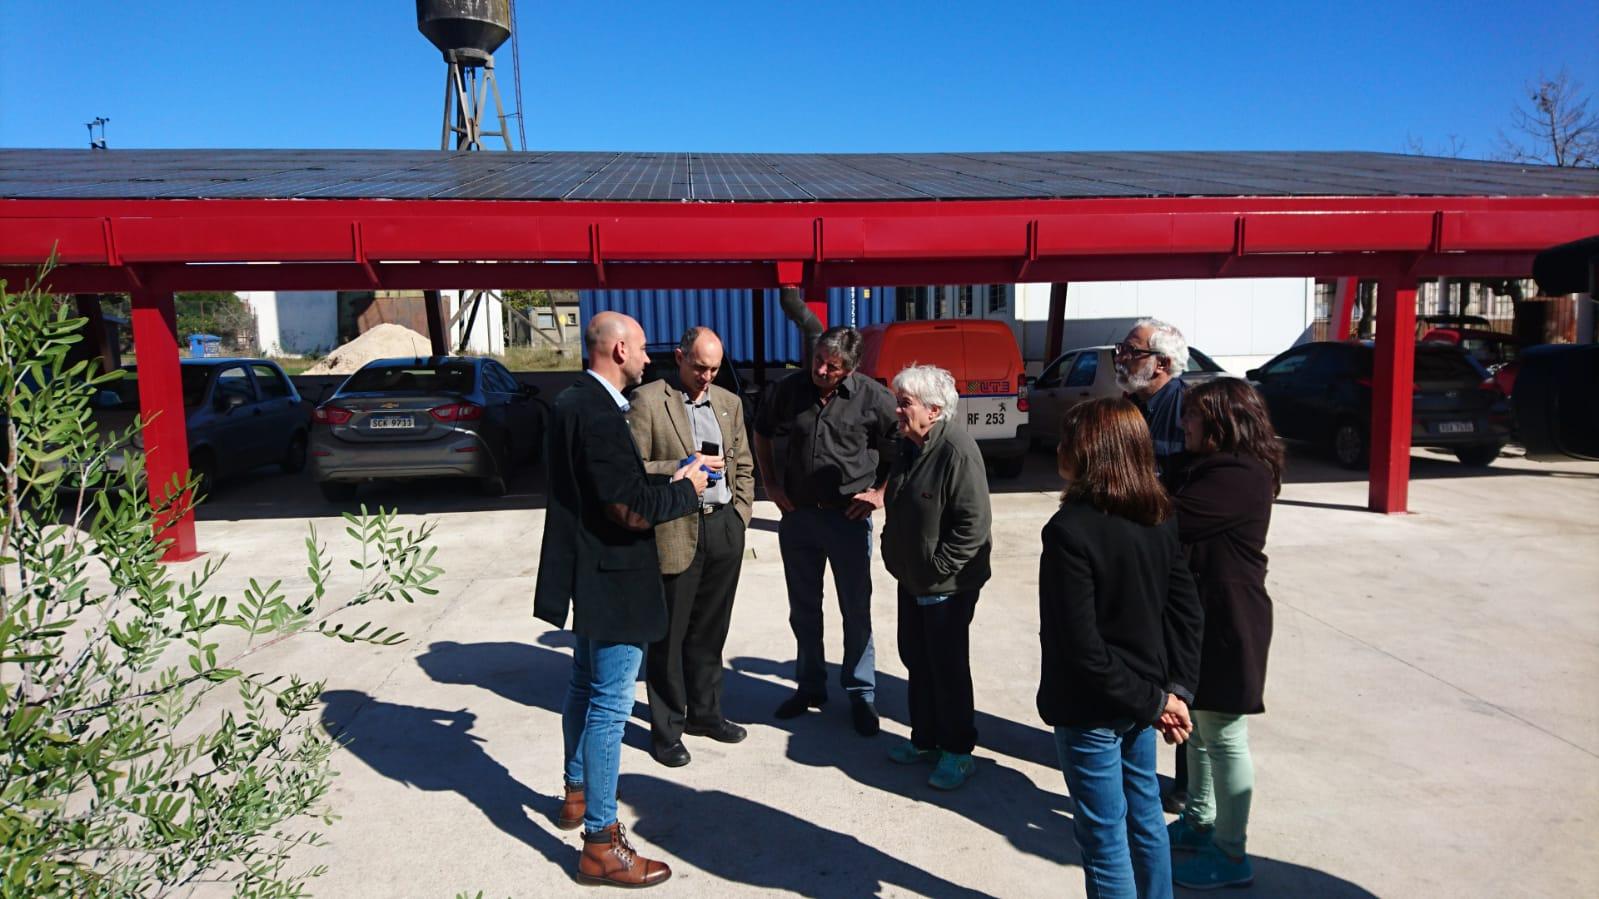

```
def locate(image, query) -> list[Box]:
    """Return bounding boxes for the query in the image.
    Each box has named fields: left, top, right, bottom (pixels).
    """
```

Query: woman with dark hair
left=1166, top=378, right=1283, bottom=891
left=1038, top=398, right=1204, bottom=899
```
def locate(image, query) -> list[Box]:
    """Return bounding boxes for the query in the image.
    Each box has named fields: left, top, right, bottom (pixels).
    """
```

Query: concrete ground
left=180, top=443, right=1599, bottom=898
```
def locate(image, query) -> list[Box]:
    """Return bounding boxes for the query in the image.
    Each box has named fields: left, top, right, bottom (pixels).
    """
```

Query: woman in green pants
left=1167, top=378, right=1283, bottom=890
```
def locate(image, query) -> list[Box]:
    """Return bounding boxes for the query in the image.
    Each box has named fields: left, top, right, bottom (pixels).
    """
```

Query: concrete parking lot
left=183, top=444, right=1599, bottom=897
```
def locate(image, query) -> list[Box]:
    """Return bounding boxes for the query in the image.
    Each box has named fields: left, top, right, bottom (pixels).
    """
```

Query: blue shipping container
left=578, top=287, right=897, bottom=364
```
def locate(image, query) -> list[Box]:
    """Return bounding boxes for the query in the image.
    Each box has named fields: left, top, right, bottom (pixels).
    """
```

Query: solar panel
left=0, top=148, right=1594, bottom=201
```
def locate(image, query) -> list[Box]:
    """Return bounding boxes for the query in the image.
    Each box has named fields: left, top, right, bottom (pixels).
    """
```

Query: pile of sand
left=303, top=323, right=435, bottom=375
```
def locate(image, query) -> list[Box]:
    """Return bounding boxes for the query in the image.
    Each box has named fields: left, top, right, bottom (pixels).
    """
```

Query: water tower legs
left=441, top=57, right=515, bottom=151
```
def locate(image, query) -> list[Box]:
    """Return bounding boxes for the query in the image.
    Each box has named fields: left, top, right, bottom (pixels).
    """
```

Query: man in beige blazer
left=626, top=326, right=755, bottom=767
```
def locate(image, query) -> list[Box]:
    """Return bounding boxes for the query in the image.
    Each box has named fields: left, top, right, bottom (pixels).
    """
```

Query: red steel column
left=804, top=279, right=829, bottom=331
left=1329, top=278, right=1358, bottom=340
left=422, top=289, right=449, bottom=356
left=1369, top=279, right=1417, bottom=514
left=1045, top=282, right=1068, bottom=361
left=129, top=288, right=200, bottom=561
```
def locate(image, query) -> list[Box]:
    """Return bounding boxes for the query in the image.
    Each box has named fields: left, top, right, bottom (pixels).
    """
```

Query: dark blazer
left=881, top=420, right=992, bottom=596
left=534, top=374, right=700, bottom=644
left=1036, top=500, right=1204, bottom=729
left=1175, top=452, right=1275, bottom=714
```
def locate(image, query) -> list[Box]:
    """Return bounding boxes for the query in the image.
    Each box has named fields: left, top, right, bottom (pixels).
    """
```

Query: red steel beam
left=1369, top=280, right=1418, bottom=514
left=0, top=251, right=1553, bottom=296
left=2, top=196, right=1595, bottom=271
left=128, top=288, right=200, bottom=562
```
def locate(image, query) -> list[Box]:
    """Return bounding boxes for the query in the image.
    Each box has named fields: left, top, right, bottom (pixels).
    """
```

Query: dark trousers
left=778, top=507, right=876, bottom=702
left=896, top=584, right=979, bottom=755
left=646, top=506, right=745, bottom=747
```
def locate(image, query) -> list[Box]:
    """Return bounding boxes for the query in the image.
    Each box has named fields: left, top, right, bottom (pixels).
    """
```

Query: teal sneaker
left=888, top=739, right=940, bottom=765
left=1173, top=846, right=1254, bottom=890
left=928, top=752, right=976, bottom=790
left=1168, top=816, right=1216, bottom=854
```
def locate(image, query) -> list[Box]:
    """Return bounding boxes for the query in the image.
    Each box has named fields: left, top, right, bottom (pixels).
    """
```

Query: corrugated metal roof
left=3, top=149, right=1595, bottom=201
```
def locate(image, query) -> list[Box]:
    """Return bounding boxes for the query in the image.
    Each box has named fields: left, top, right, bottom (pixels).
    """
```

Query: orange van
left=858, top=320, right=1030, bottom=477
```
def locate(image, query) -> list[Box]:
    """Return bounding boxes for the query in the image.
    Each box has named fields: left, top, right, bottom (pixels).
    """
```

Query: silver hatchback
left=309, top=356, right=546, bottom=500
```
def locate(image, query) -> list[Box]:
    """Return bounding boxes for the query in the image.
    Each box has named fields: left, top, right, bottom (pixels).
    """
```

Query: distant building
left=239, top=289, right=506, bottom=356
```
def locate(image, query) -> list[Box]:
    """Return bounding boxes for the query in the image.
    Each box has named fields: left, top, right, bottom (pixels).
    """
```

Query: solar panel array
left=1, top=148, right=1595, bottom=201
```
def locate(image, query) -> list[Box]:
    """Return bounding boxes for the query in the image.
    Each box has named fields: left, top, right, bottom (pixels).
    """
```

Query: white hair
left=892, top=364, right=959, bottom=422
left=1135, top=317, right=1189, bottom=374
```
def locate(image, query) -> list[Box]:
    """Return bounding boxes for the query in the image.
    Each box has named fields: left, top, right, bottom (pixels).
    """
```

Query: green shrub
left=0, top=273, right=443, bottom=896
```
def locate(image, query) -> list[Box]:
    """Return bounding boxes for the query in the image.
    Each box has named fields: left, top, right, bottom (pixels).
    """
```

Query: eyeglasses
left=1114, top=342, right=1161, bottom=359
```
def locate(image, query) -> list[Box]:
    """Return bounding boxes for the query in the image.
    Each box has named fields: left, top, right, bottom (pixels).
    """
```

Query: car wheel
left=319, top=481, right=357, bottom=502
left=281, top=431, right=308, bottom=474
left=991, top=455, right=1026, bottom=479
left=1453, top=443, right=1503, bottom=467
left=1331, top=419, right=1368, bottom=470
left=188, top=451, right=217, bottom=504
left=479, top=472, right=509, bottom=497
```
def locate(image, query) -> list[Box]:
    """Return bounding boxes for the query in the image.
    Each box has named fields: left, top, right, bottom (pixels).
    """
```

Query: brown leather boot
left=577, top=823, right=671, bottom=888
left=556, top=783, right=585, bottom=831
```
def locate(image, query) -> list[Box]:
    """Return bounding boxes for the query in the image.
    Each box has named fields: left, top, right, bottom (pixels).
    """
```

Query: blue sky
left=2, top=1, right=1596, bottom=156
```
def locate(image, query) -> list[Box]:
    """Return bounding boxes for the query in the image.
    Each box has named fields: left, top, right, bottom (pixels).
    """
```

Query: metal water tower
left=417, top=0, right=516, bottom=151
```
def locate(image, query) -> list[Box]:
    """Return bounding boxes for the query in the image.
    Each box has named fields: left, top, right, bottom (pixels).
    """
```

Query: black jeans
left=646, top=506, right=746, bottom=746
left=896, top=584, right=979, bottom=755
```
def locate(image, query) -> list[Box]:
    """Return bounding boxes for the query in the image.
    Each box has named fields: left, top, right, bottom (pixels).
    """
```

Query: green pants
left=1183, top=710, right=1254, bottom=858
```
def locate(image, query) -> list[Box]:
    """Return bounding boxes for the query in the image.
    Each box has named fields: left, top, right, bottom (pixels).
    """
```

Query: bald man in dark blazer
left=535, top=311, right=712, bottom=889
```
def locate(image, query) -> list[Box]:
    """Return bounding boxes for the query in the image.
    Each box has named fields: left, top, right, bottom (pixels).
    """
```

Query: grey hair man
left=880, top=363, right=992, bottom=790
left=753, top=325, right=900, bottom=736
left=1112, top=316, right=1193, bottom=814
left=1113, top=318, right=1191, bottom=493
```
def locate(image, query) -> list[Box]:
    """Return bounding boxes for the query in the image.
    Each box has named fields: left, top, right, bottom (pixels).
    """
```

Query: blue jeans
left=1055, top=724, right=1173, bottom=899
left=562, top=637, right=644, bottom=833
left=777, top=506, right=875, bottom=702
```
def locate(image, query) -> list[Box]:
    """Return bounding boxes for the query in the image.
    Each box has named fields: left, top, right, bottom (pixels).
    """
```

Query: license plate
left=369, top=415, right=415, bottom=430
left=1437, top=421, right=1474, bottom=434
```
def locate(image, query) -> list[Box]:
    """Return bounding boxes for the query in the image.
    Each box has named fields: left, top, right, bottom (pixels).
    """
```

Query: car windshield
left=342, top=362, right=475, bottom=395
left=1186, top=349, right=1221, bottom=372
left=1413, top=348, right=1485, bottom=382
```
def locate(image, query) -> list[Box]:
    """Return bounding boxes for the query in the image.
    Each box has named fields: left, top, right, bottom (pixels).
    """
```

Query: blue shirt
left=1132, top=377, right=1188, bottom=491
left=586, top=370, right=630, bottom=412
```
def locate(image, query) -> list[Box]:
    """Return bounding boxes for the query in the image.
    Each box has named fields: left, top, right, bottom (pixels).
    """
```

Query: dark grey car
left=71, top=358, right=309, bottom=497
left=309, top=356, right=546, bottom=500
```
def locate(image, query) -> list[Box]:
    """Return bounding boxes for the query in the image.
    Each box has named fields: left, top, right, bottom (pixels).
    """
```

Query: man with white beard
left=1115, top=319, right=1192, bottom=494
left=1115, top=316, right=1196, bottom=816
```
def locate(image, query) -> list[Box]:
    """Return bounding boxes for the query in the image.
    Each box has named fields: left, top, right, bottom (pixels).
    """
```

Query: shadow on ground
left=625, top=773, right=997, bottom=898
left=318, top=689, right=569, bottom=869
left=357, top=640, right=1379, bottom=896
left=195, top=461, right=548, bottom=522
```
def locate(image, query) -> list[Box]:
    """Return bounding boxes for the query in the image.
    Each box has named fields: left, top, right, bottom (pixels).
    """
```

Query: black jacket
left=1036, top=500, right=1204, bottom=729
left=534, top=374, right=700, bottom=643
left=881, top=421, right=992, bottom=596
left=1175, top=452, right=1275, bottom=714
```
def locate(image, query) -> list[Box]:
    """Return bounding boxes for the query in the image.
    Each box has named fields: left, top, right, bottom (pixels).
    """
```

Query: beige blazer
left=625, top=378, right=755, bottom=576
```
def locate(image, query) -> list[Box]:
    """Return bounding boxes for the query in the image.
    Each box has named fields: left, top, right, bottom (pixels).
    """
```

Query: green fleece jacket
left=881, top=420, right=993, bottom=595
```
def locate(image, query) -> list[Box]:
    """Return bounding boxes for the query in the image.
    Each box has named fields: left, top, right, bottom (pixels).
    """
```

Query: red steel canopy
left=4, top=149, right=1597, bottom=559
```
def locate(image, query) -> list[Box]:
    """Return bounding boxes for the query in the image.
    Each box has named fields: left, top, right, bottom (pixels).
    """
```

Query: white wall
left=444, top=289, right=505, bottom=354
left=238, top=291, right=338, bottom=356
left=1013, top=278, right=1315, bottom=373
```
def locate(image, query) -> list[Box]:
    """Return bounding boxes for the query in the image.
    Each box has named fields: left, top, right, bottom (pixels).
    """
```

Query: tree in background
left=1497, top=68, right=1598, bottom=168
left=1, top=273, right=444, bottom=896
left=174, top=292, right=256, bottom=347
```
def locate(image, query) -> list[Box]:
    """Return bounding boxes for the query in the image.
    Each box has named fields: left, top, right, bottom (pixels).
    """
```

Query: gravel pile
left=303, top=323, right=434, bottom=375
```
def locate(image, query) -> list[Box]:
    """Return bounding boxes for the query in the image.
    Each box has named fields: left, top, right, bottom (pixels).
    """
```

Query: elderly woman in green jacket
left=880, top=363, right=993, bottom=790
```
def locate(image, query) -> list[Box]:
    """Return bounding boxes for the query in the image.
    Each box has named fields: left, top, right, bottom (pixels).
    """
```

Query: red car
left=1420, top=328, right=1524, bottom=397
